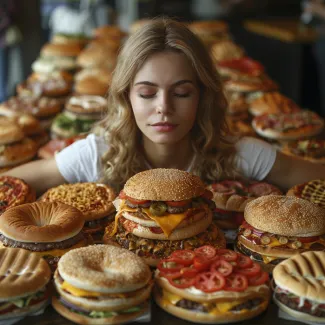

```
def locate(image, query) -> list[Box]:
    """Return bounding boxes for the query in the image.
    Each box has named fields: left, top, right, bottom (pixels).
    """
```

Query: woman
left=2, top=18, right=325, bottom=194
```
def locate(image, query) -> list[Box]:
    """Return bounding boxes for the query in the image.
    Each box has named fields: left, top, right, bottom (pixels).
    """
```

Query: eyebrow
left=134, top=80, right=194, bottom=87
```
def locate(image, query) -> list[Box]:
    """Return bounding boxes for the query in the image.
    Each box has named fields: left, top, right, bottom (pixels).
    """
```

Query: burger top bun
left=58, top=245, right=151, bottom=293
left=273, top=251, right=325, bottom=303
left=123, top=168, right=205, bottom=201
left=245, top=195, right=325, bottom=237
left=41, top=42, right=83, bottom=58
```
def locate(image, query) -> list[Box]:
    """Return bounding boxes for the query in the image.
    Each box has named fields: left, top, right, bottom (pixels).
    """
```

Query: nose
left=156, top=92, right=173, bottom=114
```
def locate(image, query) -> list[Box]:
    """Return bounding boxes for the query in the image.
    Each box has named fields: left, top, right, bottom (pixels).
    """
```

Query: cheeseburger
left=104, top=169, right=226, bottom=266
left=273, top=251, right=325, bottom=323
left=235, top=195, right=325, bottom=273
left=53, top=245, right=152, bottom=325
left=0, top=247, right=51, bottom=321
left=0, top=201, right=86, bottom=271
left=40, top=183, right=116, bottom=242
left=154, top=245, right=270, bottom=323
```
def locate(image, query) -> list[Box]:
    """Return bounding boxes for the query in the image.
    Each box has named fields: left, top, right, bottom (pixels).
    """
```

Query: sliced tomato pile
left=157, top=246, right=269, bottom=292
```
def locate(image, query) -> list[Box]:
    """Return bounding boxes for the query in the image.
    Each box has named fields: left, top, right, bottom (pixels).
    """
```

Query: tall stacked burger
left=104, top=169, right=226, bottom=266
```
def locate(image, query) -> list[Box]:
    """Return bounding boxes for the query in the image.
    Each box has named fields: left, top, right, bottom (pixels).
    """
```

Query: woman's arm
left=1, top=158, right=66, bottom=196
left=265, top=151, right=325, bottom=190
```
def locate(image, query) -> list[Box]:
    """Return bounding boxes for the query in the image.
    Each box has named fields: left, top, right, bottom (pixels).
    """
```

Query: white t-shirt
left=55, top=134, right=276, bottom=184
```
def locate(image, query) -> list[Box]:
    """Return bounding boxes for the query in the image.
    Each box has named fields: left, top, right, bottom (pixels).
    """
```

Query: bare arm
left=1, top=159, right=67, bottom=196
left=265, top=151, right=325, bottom=191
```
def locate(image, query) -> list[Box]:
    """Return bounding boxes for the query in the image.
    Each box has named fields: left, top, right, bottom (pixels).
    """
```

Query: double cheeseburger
left=40, top=183, right=116, bottom=242
left=53, top=245, right=152, bottom=325
left=0, top=201, right=86, bottom=272
left=273, top=251, right=325, bottom=323
left=235, top=195, right=325, bottom=272
left=154, top=245, right=270, bottom=323
left=104, top=168, right=226, bottom=266
left=0, top=247, right=51, bottom=321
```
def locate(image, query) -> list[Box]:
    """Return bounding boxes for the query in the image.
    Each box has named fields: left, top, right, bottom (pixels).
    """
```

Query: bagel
left=0, top=201, right=84, bottom=242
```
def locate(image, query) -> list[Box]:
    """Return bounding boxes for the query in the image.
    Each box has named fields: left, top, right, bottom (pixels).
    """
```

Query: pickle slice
left=149, top=202, right=167, bottom=216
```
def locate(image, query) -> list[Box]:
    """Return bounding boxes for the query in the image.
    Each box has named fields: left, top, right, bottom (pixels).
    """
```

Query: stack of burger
left=51, top=94, right=107, bottom=139
left=188, top=20, right=230, bottom=49
left=40, top=182, right=116, bottom=242
left=0, top=117, right=38, bottom=172
left=104, top=168, right=226, bottom=267
left=0, top=201, right=87, bottom=272
left=0, top=247, right=51, bottom=322
left=52, top=245, right=152, bottom=325
left=235, top=195, right=325, bottom=272
left=74, top=25, right=124, bottom=96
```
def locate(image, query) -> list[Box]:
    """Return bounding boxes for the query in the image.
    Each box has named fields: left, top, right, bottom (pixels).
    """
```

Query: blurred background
left=0, top=0, right=324, bottom=115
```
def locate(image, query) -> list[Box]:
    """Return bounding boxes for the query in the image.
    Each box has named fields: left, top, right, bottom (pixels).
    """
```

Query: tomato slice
left=157, top=258, right=184, bottom=274
left=194, top=271, right=226, bottom=293
left=248, top=271, right=269, bottom=286
left=201, top=189, right=213, bottom=200
left=170, top=250, right=195, bottom=266
left=149, top=227, right=163, bottom=234
left=297, top=236, right=320, bottom=243
left=127, top=197, right=150, bottom=205
left=247, top=182, right=282, bottom=197
left=215, top=249, right=238, bottom=262
left=166, top=199, right=191, bottom=207
left=180, top=266, right=199, bottom=278
left=236, top=263, right=261, bottom=277
left=211, top=183, right=236, bottom=195
left=224, top=274, right=248, bottom=292
left=119, top=191, right=127, bottom=199
left=236, top=254, right=253, bottom=269
left=193, top=256, right=213, bottom=272
left=210, top=260, right=233, bottom=277
left=194, top=245, right=216, bottom=259
left=168, top=275, right=196, bottom=289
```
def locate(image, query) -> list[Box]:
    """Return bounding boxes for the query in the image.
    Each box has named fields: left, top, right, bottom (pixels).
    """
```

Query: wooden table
left=17, top=299, right=302, bottom=325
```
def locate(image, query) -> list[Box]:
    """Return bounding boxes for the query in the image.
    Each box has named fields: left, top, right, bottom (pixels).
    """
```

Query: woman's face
left=129, top=51, right=200, bottom=145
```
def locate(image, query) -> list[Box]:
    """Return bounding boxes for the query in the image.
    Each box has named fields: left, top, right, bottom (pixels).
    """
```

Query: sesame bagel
left=57, top=245, right=152, bottom=293
left=244, top=195, right=325, bottom=237
left=123, top=168, right=205, bottom=201
left=0, top=202, right=84, bottom=242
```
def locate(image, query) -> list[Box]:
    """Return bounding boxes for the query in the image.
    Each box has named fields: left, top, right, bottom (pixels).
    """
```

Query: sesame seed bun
left=123, top=168, right=205, bottom=201
left=52, top=296, right=149, bottom=325
left=244, top=195, right=325, bottom=237
left=0, top=202, right=84, bottom=242
left=77, top=45, right=117, bottom=69
left=57, top=245, right=152, bottom=294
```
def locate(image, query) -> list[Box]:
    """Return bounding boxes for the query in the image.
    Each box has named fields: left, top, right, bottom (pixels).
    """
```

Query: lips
left=151, top=122, right=178, bottom=132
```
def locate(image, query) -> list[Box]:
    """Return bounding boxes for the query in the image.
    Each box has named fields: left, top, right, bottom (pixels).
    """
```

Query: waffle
left=300, top=180, right=325, bottom=207
left=0, top=248, right=51, bottom=300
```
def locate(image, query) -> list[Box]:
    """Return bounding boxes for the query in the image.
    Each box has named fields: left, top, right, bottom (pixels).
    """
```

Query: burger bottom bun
left=55, top=274, right=152, bottom=312
left=52, top=296, right=149, bottom=325
left=128, top=211, right=212, bottom=240
left=154, top=286, right=269, bottom=324
left=0, top=299, right=49, bottom=320
left=274, top=295, right=325, bottom=324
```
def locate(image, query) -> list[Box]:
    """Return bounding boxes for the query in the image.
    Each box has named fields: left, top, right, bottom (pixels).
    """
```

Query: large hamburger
left=52, top=245, right=152, bottom=325
left=0, top=201, right=86, bottom=272
left=235, top=195, right=325, bottom=273
left=273, top=251, right=325, bottom=323
left=154, top=245, right=270, bottom=323
left=103, top=169, right=226, bottom=266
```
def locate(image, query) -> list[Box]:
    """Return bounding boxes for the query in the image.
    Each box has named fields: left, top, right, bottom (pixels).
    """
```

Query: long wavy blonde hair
left=98, top=18, right=238, bottom=190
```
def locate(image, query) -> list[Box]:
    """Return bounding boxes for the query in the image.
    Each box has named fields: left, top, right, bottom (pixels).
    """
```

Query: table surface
left=244, top=19, right=317, bottom=43
left=17, top=298, right=304, bottom=325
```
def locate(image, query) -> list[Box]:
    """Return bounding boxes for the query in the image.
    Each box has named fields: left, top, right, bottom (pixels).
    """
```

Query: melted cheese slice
left=32, top=240, right=85, bottom=257
left=111, top=200, right=208, bottom=238
left=161, top=289, right=252, bottom=315
left=61, top=281, right=127, bottom=298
